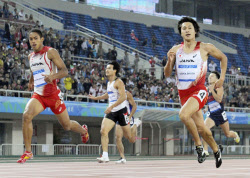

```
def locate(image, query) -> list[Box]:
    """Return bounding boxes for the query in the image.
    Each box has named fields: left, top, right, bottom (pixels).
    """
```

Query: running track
left=0, top=157, right=249, bottom=177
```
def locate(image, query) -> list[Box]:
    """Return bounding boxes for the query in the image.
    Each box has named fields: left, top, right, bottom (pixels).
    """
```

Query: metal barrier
left=201, top=31, right=237, bottom=49
left=1, top=144, right=53, bottom=156
left=77, top=144, right=100, bottom=155
left=99, top=144, right=118, bottom=155
left=54, top=144, right=77, bottom=155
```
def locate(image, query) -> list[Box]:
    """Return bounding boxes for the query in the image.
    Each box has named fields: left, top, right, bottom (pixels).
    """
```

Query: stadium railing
left=201, top=31, right=237, bottom=49
left=1, top=144, right=249, bottom=156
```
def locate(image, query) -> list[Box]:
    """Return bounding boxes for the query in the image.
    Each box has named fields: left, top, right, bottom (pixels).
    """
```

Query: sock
left=103, top=151, right=108, bottom=158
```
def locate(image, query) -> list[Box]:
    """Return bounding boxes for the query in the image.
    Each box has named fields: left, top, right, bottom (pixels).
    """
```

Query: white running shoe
left=134, top=118, right=142, bottom=127
left=115, top=157, right=126, bottom=164
left=97, top=156, right=109, bottom=163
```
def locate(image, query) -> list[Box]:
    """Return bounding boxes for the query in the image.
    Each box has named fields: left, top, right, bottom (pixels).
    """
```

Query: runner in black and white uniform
left=115, top=78, right=141, bottom=164
left=88, top=61, right=141, bottom=163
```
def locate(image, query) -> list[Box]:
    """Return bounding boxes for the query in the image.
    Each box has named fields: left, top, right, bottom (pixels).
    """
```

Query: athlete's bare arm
left=104, top=79, right=126, bottom=114
left=208, top=85, right=224, bottom=103
left=28, top=54, right=34, bottom=90
left=88, top=93, right=108, bottom=100
left=164, top=45, right=180, bottom=78
left=43, top=48, right=68, bottom=83
left=126, top=91, right=137, bottom=119
left=202, top=43, right=228, bottom=88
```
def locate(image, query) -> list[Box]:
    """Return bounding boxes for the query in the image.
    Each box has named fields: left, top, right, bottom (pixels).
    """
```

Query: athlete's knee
left=22, top=111, right=34, bottom=123
left=116, top=135, right=122, bottom=143
left=179, top=111, right=190, bottom=123
left=128, top=136, right=136, bottom=143
left=100, top=128, right=108, bottom=136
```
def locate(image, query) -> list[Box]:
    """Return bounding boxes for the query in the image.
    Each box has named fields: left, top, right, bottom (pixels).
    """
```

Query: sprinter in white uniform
left=89, top=61, right=141, bottom=163
left=115, top=78, right=141, bottom=164
left=164, top=17, right=227, bottom=168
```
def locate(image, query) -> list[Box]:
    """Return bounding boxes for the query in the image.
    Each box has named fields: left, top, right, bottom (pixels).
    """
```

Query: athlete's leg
left=56, top=109, right=87, bottom=135
left=100, top=118, right=116, bottom=152
left=115, top=124, right=125, bottom=159
left=220, top=122, right=237, bottom=138
left=192, top=111, right=218, bottom=153
left=23, top=98, right=45, bottom=152
left=203, top=117, right=215, bottom=151
left=179, top=97, right=202, bottom=146
left=122, top=124, right=137, bottom=143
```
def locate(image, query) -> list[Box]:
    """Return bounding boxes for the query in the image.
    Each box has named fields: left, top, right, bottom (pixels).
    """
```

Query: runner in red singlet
left=17, top=29, right=89, bottom=164
left=164, top=17, right=227, bottom=168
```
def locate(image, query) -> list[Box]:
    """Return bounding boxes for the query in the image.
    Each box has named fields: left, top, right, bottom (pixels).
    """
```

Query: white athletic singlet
left=175, top=42, right=207, bottom=91
left=107, top=79, right=127, bottom=112
left=30, top=46, right=58, bottom=96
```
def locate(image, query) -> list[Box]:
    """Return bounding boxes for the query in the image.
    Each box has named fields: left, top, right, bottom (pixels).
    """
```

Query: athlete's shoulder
left=168, top=44, right=181, bottom=53
left=200, top=42, right=216, bottom=50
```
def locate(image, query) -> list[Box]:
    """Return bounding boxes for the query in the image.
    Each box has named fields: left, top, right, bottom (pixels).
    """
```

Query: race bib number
left=207, top=111, right=210, bottom=117
left=222, top=111, right=227, bottom=121
left=33, top=69, right=46, bottom=87
left=197, top=90, right=207, bottom=102
left=124, top=114, right=130, bottom=124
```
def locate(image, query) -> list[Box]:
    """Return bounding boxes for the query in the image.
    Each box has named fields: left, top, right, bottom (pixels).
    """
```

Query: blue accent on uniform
left=210, top=108, right=221, bottom=113
left=208, top=100, right=216, bottom=105
left=107, top=91, right=113, bottom=94
left=179, top=79, right=195, bottom=82
left=110, top=99, right=117, bottom=102
left=33, top=69, right=45, bottom=75
left=36, top=83, right=47, bottom=87
left=178, top=65, right=197, bottom=68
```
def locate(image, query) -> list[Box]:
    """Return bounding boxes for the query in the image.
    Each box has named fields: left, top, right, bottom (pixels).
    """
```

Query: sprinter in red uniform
left=17, top=29, right=89, bottom=163
left=164, top=17, right=227, bottom=168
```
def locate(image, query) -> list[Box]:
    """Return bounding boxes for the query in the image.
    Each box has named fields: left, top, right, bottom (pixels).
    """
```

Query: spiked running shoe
left=195, top=145, right=206, bottom=163
left=81, top=124, right=89, bottom=143
left=234, top=132, right=240, bottom=143
left=214, top=145, right=223, bottom=168
left=17, top=151, right=33, bottom=163
left=115, top=157, right=127, bottom=164
left=97, top=156, right=109, bottom=163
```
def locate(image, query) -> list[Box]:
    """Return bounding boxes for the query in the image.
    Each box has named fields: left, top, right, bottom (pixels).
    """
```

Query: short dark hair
left=107, top=61, right=120, bottom=76
left=178, top=17, right=200, bottom=37
left=211, top=71, right=220, bottom=79
left=121, top=77, right=127, bottom=85
left=29, top=28, right=43, bottom=38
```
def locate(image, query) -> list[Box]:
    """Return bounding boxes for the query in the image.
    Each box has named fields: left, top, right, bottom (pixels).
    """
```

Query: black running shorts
left=105, top=107, right=129, bottom=126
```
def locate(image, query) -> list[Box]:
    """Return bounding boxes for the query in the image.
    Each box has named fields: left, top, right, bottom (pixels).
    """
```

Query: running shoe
left=214, top=145, right=223, bottom=168
left=204, top=150, right=209, bottom=157
left=81, top=124, right=89, bottom=143
left=195, top=145, right=206, bottom=163
left=115, top=157, right=126, bottom=164
left=234, top=132, right=240, bottom=143
left=97, top=156, right=110, bottom=163
left=134, top=118, right=142, bottom=127
left=17, top=151, right=33, bottom=163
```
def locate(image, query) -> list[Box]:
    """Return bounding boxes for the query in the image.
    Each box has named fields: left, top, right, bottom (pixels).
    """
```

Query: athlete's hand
left=167, top=51, right=176, bottom=63
left=208, top=83, right=215, bottom=91
left=88, top=95, right=97, bottom=100
left=28, top=82, right=34, bottom=90
left=104, top=106, right=113, bottom=114
left=214, top=78, right=224, bottom=89
left=42, top=74, right=54, bottom=83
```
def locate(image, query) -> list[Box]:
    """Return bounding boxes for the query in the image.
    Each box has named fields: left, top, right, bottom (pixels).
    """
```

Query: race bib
left=197, top=90, right=207, bottom=102
left=222, top=111, right=227, bottom=121
left=124, top=114, right=130, bottom=124
left=33, top=69, right=46, bottom=87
